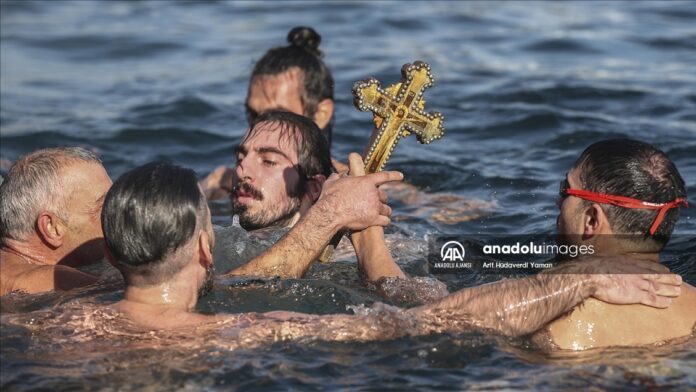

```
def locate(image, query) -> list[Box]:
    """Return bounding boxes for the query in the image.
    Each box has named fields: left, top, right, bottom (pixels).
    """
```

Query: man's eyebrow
left=257, top=146, right=293, bottom=163
left=235, top=145, right=247, bottom=156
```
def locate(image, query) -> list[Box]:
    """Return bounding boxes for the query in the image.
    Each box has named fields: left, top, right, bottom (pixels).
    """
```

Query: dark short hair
left=573, top=138, right=687, bottom=249
left=249, top=26, right=334, bottom=146
left=102, top=162, right=206, bottom=286
left=242, top=110, right=334, bottom=193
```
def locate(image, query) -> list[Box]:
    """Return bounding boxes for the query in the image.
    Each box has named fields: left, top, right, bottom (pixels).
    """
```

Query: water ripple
left=14, top=35, right=186, bottom=61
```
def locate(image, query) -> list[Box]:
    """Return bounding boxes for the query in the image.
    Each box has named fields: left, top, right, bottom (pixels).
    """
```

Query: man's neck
left=247, top=211, right=302, bottom=232
left=592, top=240, right=661, bottom=263
left=636, top=252, right=660, bottom=262
left=122, top=277, right=198, bottom=312
left=1, top=240, right=57, bottom=265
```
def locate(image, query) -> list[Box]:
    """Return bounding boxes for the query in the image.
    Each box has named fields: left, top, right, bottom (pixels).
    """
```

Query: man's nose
left=235, top=155, right=253, bottom=182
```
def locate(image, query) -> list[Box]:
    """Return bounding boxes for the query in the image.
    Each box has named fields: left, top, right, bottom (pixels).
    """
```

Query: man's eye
left=263, top=160, right=276, bottom=166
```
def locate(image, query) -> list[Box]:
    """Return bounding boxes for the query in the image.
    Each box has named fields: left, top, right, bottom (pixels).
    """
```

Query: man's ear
left=36, top=212, right=65, bottom=249
left=305, top=174, right=326, bottom=203
left=198, top=230, right=213, bottom=268
left=582, top=204, right=607, bottom=237
left=312, top=98, right=334, bottom=131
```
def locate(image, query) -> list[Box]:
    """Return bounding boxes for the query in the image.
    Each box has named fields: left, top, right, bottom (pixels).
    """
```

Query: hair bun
left=287, top=26, right=322, bottom=56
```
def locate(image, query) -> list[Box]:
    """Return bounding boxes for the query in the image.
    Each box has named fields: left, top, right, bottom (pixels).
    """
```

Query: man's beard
left=231, top=181, right=303, bottom=231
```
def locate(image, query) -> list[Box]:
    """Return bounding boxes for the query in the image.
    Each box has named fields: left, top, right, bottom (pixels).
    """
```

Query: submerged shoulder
left=110, top=301, right=220, bottom=330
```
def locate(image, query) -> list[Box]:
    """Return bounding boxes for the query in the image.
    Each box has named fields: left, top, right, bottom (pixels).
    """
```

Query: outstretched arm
left=223, top=163, right=404, bottom=279
left=409, top=258, right=683, bottom=337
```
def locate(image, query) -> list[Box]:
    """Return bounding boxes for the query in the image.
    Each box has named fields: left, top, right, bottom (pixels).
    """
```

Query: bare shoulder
left=1, top=253, right=42, bottom=295
left=677, top=283, right=696, bottom=324
left=546, top=282, right=696, bottom=350
left=680, top=282, right=696, bottom=300
left=2, top=262, right=97, bottom=295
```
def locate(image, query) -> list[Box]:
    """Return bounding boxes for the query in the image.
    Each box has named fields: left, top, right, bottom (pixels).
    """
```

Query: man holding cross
left=220, top=110, right=415, bottom=285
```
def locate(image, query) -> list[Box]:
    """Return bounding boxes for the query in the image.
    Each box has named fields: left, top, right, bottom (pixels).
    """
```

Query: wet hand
left=587, top=256, right=682, bottom=308
left=317, top=153, right=402, bottom=231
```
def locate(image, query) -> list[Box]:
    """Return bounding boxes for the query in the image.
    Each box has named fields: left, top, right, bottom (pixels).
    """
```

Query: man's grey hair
left=0, top=147, right=102, bottom=245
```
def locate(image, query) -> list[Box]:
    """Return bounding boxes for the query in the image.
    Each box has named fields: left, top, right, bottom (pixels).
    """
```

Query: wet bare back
left=544, top=283, right=696, bottom=350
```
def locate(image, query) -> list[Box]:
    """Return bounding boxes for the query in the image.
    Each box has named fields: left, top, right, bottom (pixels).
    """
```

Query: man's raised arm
left=409, top=258, right=683, bottom=337
left=224, top=166, right=404, bottom=279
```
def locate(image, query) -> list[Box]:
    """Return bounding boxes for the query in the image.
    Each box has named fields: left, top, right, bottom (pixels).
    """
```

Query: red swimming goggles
left=559, top=177, right=688, bottom=235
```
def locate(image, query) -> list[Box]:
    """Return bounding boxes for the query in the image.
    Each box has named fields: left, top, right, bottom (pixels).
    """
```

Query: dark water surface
left=1, top=1, right=696, bottom=390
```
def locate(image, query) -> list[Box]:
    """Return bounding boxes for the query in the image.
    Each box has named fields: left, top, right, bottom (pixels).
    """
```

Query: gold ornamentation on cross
left=353, top=60, right=445, bottom=174
left=318, top=61, right=445, bottom=263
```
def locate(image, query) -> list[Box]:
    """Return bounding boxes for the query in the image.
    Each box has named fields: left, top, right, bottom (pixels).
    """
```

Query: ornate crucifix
left=319, top=61, right=445, bottom=263
left=353, top=60, right=445, bottom=174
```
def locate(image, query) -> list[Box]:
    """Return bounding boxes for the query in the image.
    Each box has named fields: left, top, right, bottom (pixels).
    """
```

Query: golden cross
left=353, top=60, right=445, bottom=174
left=318, top=61, right=445, bottom=263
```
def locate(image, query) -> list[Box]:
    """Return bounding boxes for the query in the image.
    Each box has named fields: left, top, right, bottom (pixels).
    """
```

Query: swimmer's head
left=233, top=110, right=334, bottom=231
left=102, top=162, right=214, bottom=295
left=0, top=147, right=111, bottom=265
left=246, top=26, right=334, bottom=147
left=557, top=138, right=687, bottom=252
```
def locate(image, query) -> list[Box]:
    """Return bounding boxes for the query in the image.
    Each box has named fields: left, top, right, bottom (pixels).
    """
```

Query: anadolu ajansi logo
left=440, top=240, right=465, bottom=262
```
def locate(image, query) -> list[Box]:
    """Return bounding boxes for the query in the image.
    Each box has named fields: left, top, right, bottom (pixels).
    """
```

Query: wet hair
left=572, top=138, right=687, bottom=250
left=249, top=26, right=334, bottom=146
left=102, top=162, right=208, bottom=287
left=241, top=110, right=334, bottom=195
left=0, top=147, right=101, bottom=245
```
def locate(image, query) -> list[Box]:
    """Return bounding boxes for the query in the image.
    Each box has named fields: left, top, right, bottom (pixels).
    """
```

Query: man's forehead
left=247, top=68, right=304, bottom=114
left=241, top=123, right=300, bottom=162
left=251, top=68, right=303, bottom=95
left=61, top=161, right=111, bottom=204
left=61, top=160, right=108, bottom=183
